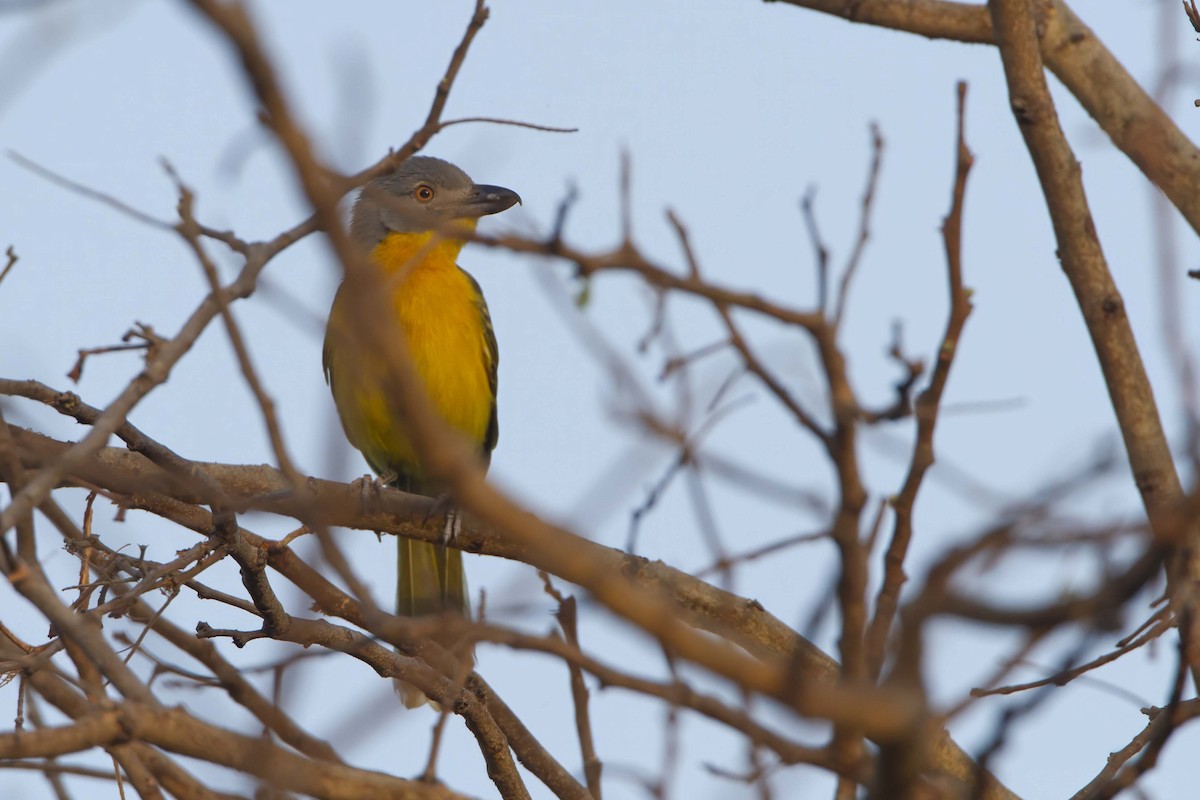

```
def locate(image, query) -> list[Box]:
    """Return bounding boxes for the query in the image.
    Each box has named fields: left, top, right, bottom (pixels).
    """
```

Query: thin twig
left=832, top=123, right=884, bottom=330
left=865, top=81, right=974, bottom=681
left=167, top=162, right=305, bottom=488
left=802, top=188, right=831, bottom=315
left=556, top=595, right=603, bottom=800
left=439, top=115, right=578, bottom=133
left=0, top=246, right=18, bottom=290
left=7, top=152, right=172, bottom=230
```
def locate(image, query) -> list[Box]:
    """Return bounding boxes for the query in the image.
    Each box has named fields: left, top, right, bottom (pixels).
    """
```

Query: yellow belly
left=325, top=232, right=493, bottom=486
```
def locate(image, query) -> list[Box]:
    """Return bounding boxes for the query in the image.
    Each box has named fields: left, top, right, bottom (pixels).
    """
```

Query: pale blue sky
left=2, top=1, right=1199, bottom=798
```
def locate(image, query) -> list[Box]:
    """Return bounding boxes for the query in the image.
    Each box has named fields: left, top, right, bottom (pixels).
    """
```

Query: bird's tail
left=395, top=536, right=471, bottom=708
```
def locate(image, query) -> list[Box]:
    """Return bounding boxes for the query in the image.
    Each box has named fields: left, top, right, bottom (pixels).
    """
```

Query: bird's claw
left=442, top=508, right=463, bottom=548
left=350, top=472, right=396, bottom=508
left=423, top=493, right=462, bottom=548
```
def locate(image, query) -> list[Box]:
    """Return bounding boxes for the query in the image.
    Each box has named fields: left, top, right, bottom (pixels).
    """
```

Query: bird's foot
left=423, top=492, right=463, bottom=548
left=350, top=471, right=396, bottom=508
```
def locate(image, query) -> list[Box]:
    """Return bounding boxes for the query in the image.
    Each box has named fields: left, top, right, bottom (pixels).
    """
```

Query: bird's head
left=350, top=156, right=521, bottom=247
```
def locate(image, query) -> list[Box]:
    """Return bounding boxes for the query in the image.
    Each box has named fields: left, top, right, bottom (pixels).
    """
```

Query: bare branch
left=988, top=0, right=1199, bottom=689
left=0, top=705, right=470, bottom=800
left=832, top=123, right=884, bottom=330
left=771, top=1, right=1200, bottom=237
left=866, top=81, right=975, bottom=681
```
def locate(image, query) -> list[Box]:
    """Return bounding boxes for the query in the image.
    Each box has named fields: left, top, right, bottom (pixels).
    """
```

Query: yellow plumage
left=321, top=156, right=517, bottom=708
left=325, top=228, right=496, bottom=483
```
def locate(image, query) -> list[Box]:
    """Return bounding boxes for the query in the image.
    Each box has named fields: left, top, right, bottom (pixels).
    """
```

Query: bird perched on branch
left=323, top=156, right=520, bottom=707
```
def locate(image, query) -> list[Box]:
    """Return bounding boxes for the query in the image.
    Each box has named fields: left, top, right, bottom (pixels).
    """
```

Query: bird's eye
left=414, top=184, right=435, bottom=202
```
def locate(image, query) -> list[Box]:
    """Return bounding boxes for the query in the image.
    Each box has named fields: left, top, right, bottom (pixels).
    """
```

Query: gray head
left=349, top=156, right=520, bottom=248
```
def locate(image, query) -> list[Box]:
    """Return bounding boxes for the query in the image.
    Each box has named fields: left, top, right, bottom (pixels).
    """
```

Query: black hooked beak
left=461, top=184, right=522, bottom=217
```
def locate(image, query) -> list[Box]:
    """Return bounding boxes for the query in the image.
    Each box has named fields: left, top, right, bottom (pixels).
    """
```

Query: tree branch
left=769, top=0, right=1200, bottom=236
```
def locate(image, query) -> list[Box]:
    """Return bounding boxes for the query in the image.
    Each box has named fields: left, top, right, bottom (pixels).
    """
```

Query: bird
left=322, top=155, right=520, bottom=707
